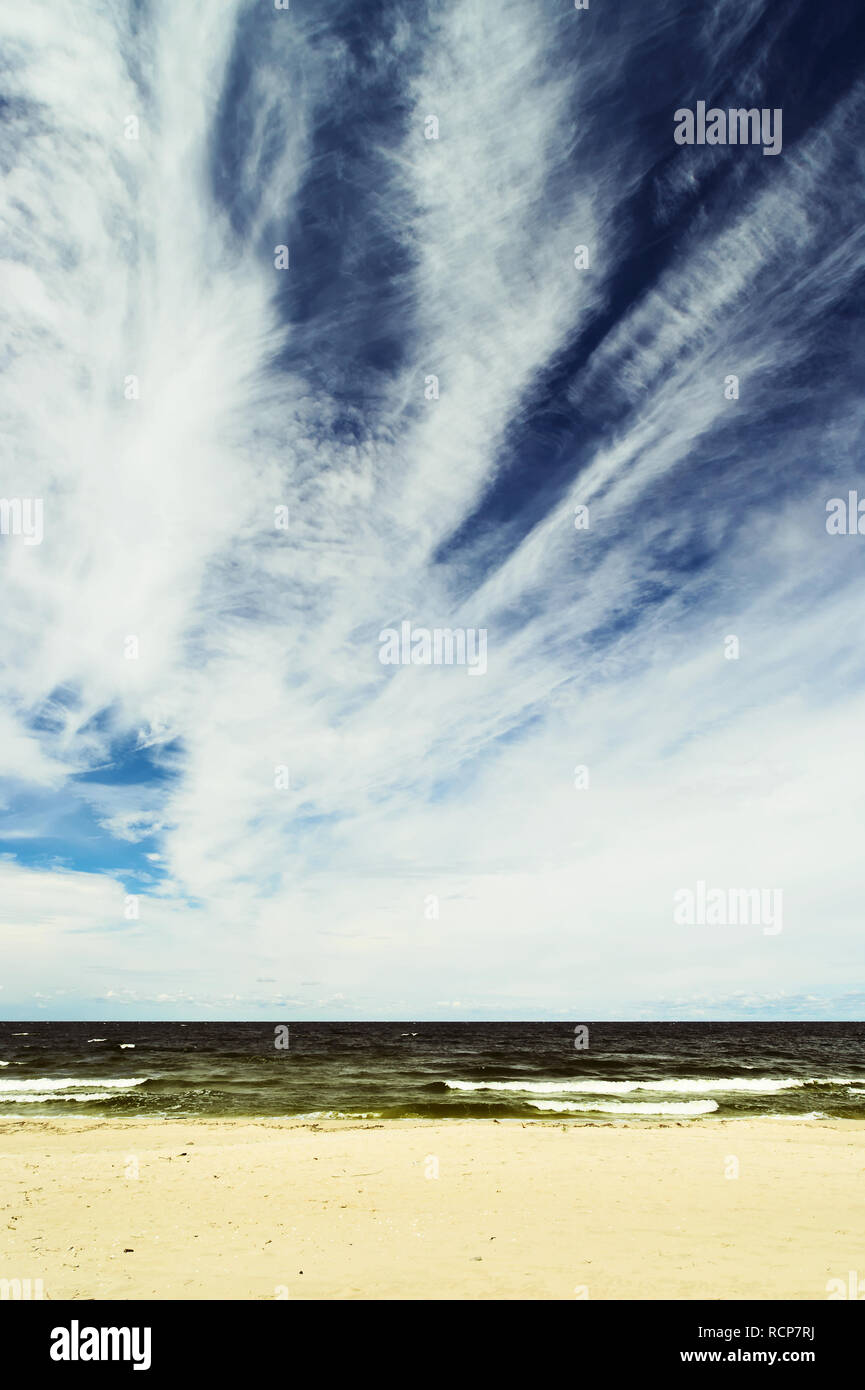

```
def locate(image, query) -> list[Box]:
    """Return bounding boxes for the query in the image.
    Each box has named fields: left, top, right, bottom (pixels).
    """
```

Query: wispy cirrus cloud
left=0, top=0, right=864, bottom=1019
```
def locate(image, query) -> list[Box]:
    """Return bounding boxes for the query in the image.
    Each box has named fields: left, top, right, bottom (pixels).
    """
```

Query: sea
left=0, top=1021, right=863, bottom=1123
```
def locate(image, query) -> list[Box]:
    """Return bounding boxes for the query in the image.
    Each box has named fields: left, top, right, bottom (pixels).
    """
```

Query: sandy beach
left=1, top=1117, right=861, bottom=1300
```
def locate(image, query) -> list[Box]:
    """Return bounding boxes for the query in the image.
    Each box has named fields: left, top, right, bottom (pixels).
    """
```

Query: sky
left=0, top=0, right=864, bottom=1021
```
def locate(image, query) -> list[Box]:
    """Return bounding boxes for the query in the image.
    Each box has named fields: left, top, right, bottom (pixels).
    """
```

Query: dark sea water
left=0, top=1022, right=863, bottom=1122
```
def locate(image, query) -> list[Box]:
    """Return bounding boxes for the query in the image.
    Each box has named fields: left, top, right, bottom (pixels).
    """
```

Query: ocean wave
left=444, top=1076, right=849, bottom=1096
left=0, top=1077, right=147, bottom=1093
left=529, top=1098, right=719, bottom=1116
left=292, top=1110, right=382, bottom=1120
left=0, top=1092, right=121, bottom=1104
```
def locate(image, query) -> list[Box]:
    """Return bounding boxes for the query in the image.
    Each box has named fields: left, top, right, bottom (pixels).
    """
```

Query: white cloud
left=0, top=1, right=863, bottom=1018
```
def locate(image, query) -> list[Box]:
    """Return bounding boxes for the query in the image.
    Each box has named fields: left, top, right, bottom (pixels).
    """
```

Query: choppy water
left=0, top=1022, right=863, bottom=1122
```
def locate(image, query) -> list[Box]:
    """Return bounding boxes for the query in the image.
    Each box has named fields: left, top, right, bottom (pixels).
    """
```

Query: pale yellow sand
left=0, top=1117, right=862, bottom=1300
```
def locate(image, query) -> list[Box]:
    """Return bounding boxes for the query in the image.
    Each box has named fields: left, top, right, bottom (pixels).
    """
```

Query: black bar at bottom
left=6, top=1298, right=858, bottom=1374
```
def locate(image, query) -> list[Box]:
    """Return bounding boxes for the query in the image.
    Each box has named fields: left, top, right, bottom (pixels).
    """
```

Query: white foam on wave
left=529, top=1098, right=719, bottom=1116
left=1, top=1092, right=120, bottom=1104
left=0, top=1077, right=147, bottom=1093
left=445, top=1077, right=817, bottom=1096
left=292, top=1110, right=381, bottom=1121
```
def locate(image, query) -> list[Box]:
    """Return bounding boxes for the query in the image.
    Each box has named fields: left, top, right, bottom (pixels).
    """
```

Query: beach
left=1, top=1116, right=861, bottom=1300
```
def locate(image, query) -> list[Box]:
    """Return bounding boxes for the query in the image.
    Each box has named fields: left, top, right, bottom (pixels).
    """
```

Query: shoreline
left=1, top=1116, right=862, bottom=1299
left=2, top=1111, right=865, bottom=1131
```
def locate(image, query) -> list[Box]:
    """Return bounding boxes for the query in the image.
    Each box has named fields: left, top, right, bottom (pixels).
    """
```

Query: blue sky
left=1, top=0, right=864, bottom=1020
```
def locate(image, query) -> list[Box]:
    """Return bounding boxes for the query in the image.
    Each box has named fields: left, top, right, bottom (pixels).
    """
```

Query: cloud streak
left=0, top=0, right=864, bottom=1019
